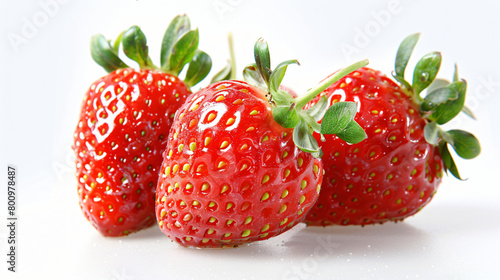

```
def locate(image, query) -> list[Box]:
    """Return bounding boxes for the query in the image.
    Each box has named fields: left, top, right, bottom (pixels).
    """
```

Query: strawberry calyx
left=243, top=38, right=369, bottom=157
left=90, top=15, right=212, bottom=88
left=391, top=33, right=481, bottom=179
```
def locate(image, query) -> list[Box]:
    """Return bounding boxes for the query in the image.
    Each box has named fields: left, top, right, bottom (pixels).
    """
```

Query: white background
left=1, top=0, right=500, bottom=279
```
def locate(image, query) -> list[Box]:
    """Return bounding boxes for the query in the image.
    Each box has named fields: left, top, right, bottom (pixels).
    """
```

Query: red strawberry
left=155, top=39, right=368, bottom=247
left=303, top=34, right=481, bottom=226
left=73, top=16, right=213, bottom=236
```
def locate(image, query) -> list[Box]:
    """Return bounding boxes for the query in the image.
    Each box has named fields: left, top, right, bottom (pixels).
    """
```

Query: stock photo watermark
left=282, top=235, right=341, bottom=280
left=213, top=0, right=242, bottom=21
left=7, top=0, right=71, bottom=53
left=340, top=0, right=403, bottom=61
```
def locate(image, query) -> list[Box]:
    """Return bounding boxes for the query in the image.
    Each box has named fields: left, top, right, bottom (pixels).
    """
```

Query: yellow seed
left=392, top=118, right=398, bottom=123
left=185, top=237, right=192, bottom=241
left=280, top=218, right=288, bottom=226
left=208, top=201, right=216, bottom=208
left=201, top=183, right=210, bottom=192
left=297, top=208, right=304, bottom=215
left=241, top=230, right=251, bottom=237
left=190, top=103, right=200, bottom=111
left=207, top=113, right=216, bottom=122
left=299, top=195, right=306, bottom=204
left=202, top=238, right=209, bottom=243
left=173, top=132, right=178, bottom=139
left=411, top=169, right=417, bottom=176
left=250, top=110, right=258, bottom=115
left=281, top=189, right=289, bottom=199
left=282, top=151, right=289, bottom=158
left=284, top=169, right=291, bottom=178
left=183, top=164, right=190, bottom=171
left=384, top=190, right=390, bottom=196
left=183, top=213, right=192, bottom=221
left=240, top=163, right=248, bottom=171
left=395, top=199, right=402, bottom=204
left=387, top=173, right=393, bottom=180
left=226, top=118, right=235, bottom=126
left=374, top=128, right=382, bottom=133
left=370, top=172, right=376, bottom=178
left=371, top=110, right=379, bottom=114
left=192, top=200, right=199, bottom=206
left=179, top=113, right=185, bottom=120
left=260, top=233, right=269, bottom=238
left=172, top=164, right=179, bottom=174
left=226, top=220, right=233, bottom=226
left=261, top=192, right=270, bottom=201
left=216, top=95, right=225, bottom=102
left=220, top=141, right=229, bottom=149
left=189, top=142, right=196, bottom=151
left=164, top=166, right=171, bottom=176
left=179, top=200, right=186, bottom=206
left=298, top=158, right=303, bottom=167
left=233, top=99, right=243, bottom=105
left=218, top=161, right=227, bottom=169
left=158, top=221, right=163, bottom=227
left=391, top=157, right=398, bottom=163
left=301, top=180, right=307, bottom=190
left=279, top=204, right=287, bottom=213
left=246, top=126, right=255, bottom=132
left=313, top=164, right=319, bottom=175
left=389, top=135, right=396, bottom=141
left=420, top=191, right=425, bottom=199
left=224, top=233, right=231, bottom=237
left=178, top=144, right=184, bottom=153
left=261, top=224, right=270, bottom=232
left=208, top=217, right=216, bottom=223
left=204, top=137, right=212, bottom=146
left=262, top=136, right=269, bottom=142
left=160, top=210, right=167, bottom=218
left=207, top=229, right=215, bottom=234
left=226, top=202, right=233, bottom=210
left=168, top=149, right=173, bottom=158
left=161, top=195, right=167, bottom=202
left=240, top=144, right=249, bottom=151
left=167, top=185, right=173, bottom=193
left=244, top=216, right=253, bottom=224
left=262, top=175, right=270, bottom=184
left=221, top=185, right=229, bottom=194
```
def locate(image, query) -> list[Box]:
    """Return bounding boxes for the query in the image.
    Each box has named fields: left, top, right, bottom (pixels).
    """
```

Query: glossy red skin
left=304, top=67, right=443, bottom=226
left=156, top=80, right=323, bottom=248
left=73, top=68, right=191, bottom=236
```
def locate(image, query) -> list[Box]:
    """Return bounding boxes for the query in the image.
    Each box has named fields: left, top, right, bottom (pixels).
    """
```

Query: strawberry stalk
left=391, top=33, right=480, bottom=179
left=211, top=33, right=237, bottom=83
left=244, top=38, right=369, bottom=157
left=90, top=15, right=212, bottom=89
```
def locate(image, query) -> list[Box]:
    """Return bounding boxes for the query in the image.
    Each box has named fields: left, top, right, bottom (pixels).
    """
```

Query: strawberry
left=155, top=39, right=368, bottom=247
left=303, top=34, right=481, bottom=226
left=73, top=16, right=213, bottom=236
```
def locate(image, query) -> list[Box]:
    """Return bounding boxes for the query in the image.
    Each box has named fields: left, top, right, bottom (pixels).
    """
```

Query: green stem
left=295, top=59, right=369, bottom=109
left=228, top=33, right=236, bottom=80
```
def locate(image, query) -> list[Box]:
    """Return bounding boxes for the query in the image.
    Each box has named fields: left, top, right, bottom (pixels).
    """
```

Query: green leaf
left=447, top=130, right=481, bottom=159
left=293, top=120, right=320, bottom=156
left=424, top=122, right=439, bottom=145
left=320, top=102, right=358, bottom=135
left=273, top=105, right=300, bottom=129
left=426, top=78, right=450, bottom=95
left=461, top=105, right=476, bottom=120
left=254, top=38, right=272, bottom=85
left=395, top=33, right=420, bottom=80
left=453, top=63, right=459, bottom=82
left=305, top=95, right=329, bottom=122
left=392, top=74, right=412, bottom=90
left=122, top=26, right=150, bottom=69
left=420, top=87, right=458, bottom=113
left=412, top=51, right=442, bottom=95
left=336, top=120, right=367, bottom=144
left=430, top=81, right=466, bottom=125
left=300, top=111, right=322, bottom=134
left=211, top=63, right=232, bottom=84
left=90, top=34, right=129, bottom=73
left=269, top=59, right=299, bottom=94
left=184, top=50, right=212, bottom=88
left=439, top=143, right=464, bottom=180
left=112, top=31, right=125, bottom=52
left=161, top=15, right=191, bottom=70
left=168, top=29, right=199, bottom=75
left=439, top=129, right=454, bottom=146
left=243, top=63, right=267, bottom=90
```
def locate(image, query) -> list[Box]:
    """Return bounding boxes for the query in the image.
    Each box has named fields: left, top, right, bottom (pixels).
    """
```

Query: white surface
left=1, top=0, right=500, bottom=279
